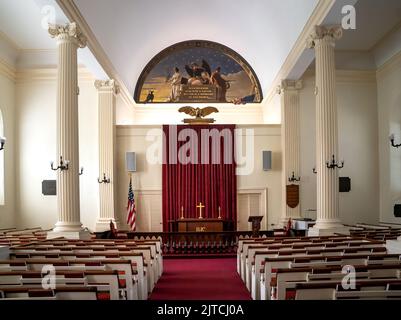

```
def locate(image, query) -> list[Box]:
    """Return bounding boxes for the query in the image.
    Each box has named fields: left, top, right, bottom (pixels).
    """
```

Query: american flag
left=126, top=177, right=137, bottom=231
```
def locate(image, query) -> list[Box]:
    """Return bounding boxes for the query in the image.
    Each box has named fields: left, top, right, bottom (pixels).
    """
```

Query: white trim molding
left=0, top=58, right=16, bottom=82
left=376, top=50, right=401, bottom=80
left=15, top=66, right=95, bottom=83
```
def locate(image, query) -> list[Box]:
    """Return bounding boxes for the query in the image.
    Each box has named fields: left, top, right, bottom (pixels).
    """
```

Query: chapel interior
left=0, top=0, right=401, bottom=301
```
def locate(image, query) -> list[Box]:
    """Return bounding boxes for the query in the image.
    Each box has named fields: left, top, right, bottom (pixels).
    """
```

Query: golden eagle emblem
left=178, top=106, right=219, bottom=124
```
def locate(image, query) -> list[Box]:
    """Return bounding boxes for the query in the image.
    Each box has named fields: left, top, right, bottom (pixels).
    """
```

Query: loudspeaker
left=262, top=151, right=272, bottom=171
left=126, top=152, right=137, bottom=172
left=42, top=180, right=56, bottom=196
left=339, top=177, right=351, bottom=192
left=394, top=204, right=401, bottom=218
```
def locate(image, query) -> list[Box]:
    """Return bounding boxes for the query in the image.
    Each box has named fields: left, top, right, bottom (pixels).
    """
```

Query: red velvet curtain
left=162, top=125, right=237, bottom=231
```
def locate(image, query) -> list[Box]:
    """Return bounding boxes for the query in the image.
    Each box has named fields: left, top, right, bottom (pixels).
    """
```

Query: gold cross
left=197, top=202, right=205, bottom=219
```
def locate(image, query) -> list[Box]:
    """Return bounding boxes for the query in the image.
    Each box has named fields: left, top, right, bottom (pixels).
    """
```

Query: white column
left=47, top=23, right=90, bottom=239
left=279, top=80, right=302, bottom=227
left=307, top=25, right=349, bottom=236
left=95, top=80, right=120, bottom=231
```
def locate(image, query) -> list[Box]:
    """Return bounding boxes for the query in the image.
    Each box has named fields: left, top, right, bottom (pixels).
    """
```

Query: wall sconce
left=326, top=155, right=344, bottom=169
left=389, top=134, right=401, bottom=148
left=79, top=167, right=84, bottom=176
left=312, top=167, right=317, bottom=174
left=0, top=137, right=5, bottom=151
left=288, top=171, right=300, bottom=182
left=98, top=173, right=110, bottom=184
left=51, top=156, right=69, bottom=171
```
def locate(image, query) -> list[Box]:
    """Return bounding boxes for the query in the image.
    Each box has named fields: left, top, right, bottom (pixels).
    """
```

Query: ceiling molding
left=0, top=57, right=16, bottom=82
left=376, top=49, right=401, bottom=79
left=263, top=0, right=335, bottom=105
left=56, top=0, right=134, bottom=109
left=15, top=66, right=94, bottom=83
left=0, top=30, right=21, bottom=52
left=369, top=18, right=401, bottom=53
left=302, top=68, right=377, bottom=84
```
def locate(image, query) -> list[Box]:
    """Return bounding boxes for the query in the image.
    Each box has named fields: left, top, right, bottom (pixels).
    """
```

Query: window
left=0, top=109, right=4, bottom=205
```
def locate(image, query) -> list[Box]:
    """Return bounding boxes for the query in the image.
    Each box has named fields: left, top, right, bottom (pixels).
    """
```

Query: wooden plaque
left=286, top=184, right=299, bottom=208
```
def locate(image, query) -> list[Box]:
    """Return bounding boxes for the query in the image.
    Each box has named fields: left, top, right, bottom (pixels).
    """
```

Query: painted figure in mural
left=211, top=67, right=229, bottom=102
left=185, top=60, right=212, bottom=85
left=145, top=90, right=155, bottom=103
left=167, top=67, right=182, bottom=102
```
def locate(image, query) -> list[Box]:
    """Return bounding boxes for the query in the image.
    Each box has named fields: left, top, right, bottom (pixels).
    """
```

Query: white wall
left=116, top=103, right=267, bottom=125
left=299, top=70, right=380, bottom=225
left=377, top=51, right=401, bottom=225
left=116, top=125, right=282, bottom=231
left=15, top=69, right=99, bottom=230
left=0, top=70, right=16, bottom=228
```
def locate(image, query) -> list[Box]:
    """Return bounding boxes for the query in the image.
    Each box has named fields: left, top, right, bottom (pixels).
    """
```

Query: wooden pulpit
left=248, top=216, right=263, bottom=237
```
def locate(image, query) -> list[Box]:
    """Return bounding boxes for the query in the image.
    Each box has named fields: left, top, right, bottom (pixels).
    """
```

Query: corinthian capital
left=48, top=22, right=87, bottom=48
left=277, top=80, right=303, bottom=94
left=306, top=25, right=343, bottom=49
left=95, top=79, right=120, bottom=95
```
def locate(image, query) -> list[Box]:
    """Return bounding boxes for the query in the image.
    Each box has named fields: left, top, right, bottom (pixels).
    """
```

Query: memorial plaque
left=42, top=180, right=56, bottom=196
left=178, top=85, right=217, bottom=102
left=286, top=184, right=299, bottom=208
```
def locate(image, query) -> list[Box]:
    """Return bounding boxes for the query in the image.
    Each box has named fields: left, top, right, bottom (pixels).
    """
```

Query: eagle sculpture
left=178, top=106, right=219, bottom=124
left=178, top=106, right=219, bottom=118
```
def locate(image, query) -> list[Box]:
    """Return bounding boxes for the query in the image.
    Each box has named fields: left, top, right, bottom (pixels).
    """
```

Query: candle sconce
left=326, top=155, right=344, bottom=169
left=0, top=137, right=5, bottom=151
left=390, top=134, right=401, bottom=148
left=312, top=167, right=317, bottom=174
left=51, top=156, right=69, bottom=171
left=98, top=173, right=110, bottom=184
left=288, top=171, right=301, bottom=182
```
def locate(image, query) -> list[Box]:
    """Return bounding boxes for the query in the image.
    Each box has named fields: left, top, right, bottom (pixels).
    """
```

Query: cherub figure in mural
left=184, top=60, right=212, bottom=85
left=210, top=67, right=230, bottom=102
left=166, top=67, right=182, bottom=102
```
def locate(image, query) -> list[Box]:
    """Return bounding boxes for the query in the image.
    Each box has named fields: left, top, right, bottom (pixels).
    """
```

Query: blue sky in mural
left=149, top=47, right=244, bottom=79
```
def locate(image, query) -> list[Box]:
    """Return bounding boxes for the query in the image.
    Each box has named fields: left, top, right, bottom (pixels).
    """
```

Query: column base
left=95, top=218, right=120, bottom=232
left=307, top=224, right=350, bottom=236
left=48, top=221, right=91, bottom=240
left=386, top=238, right=401, bottom=254
left=47, top=229, right=92, bottom=240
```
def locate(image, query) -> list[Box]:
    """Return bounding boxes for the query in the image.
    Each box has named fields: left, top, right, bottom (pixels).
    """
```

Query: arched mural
left=134, top=40, right=263, bottom=104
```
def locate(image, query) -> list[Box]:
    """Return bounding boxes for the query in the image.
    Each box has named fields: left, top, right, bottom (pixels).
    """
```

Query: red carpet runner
left=150, top=258, right=251, bottom=300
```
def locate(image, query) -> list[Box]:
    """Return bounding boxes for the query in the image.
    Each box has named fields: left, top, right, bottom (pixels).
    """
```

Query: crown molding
left=0, top=58, right=16, bottom=82
left=15, top=66, right=94, bottom=83
left=263, top=0, right=335, bottom=105
left=57, top=0, right=134, bottom=109
left=0, top=30, right=21, bottom=52
left=376, top=49, right=401, bottom=79
left=302, top=68, right=377, bottom=84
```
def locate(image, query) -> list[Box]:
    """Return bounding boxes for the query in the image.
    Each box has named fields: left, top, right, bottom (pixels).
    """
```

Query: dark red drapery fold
left=162, top=125, right=237, bottom=231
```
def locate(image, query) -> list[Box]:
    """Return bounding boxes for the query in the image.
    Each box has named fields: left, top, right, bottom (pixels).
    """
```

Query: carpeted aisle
left=149, top=258, right=251, bottom=300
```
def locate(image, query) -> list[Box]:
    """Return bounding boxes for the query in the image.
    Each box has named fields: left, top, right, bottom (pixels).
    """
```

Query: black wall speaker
left=394, top=204, right=401, bottom=218
left=42, top=180, right=56, bottom=196
left=126, top=152, right=137, bottom=172
left=339, top=177, right=351, bottom=192
left=262, top=151, right=272, bottom=171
